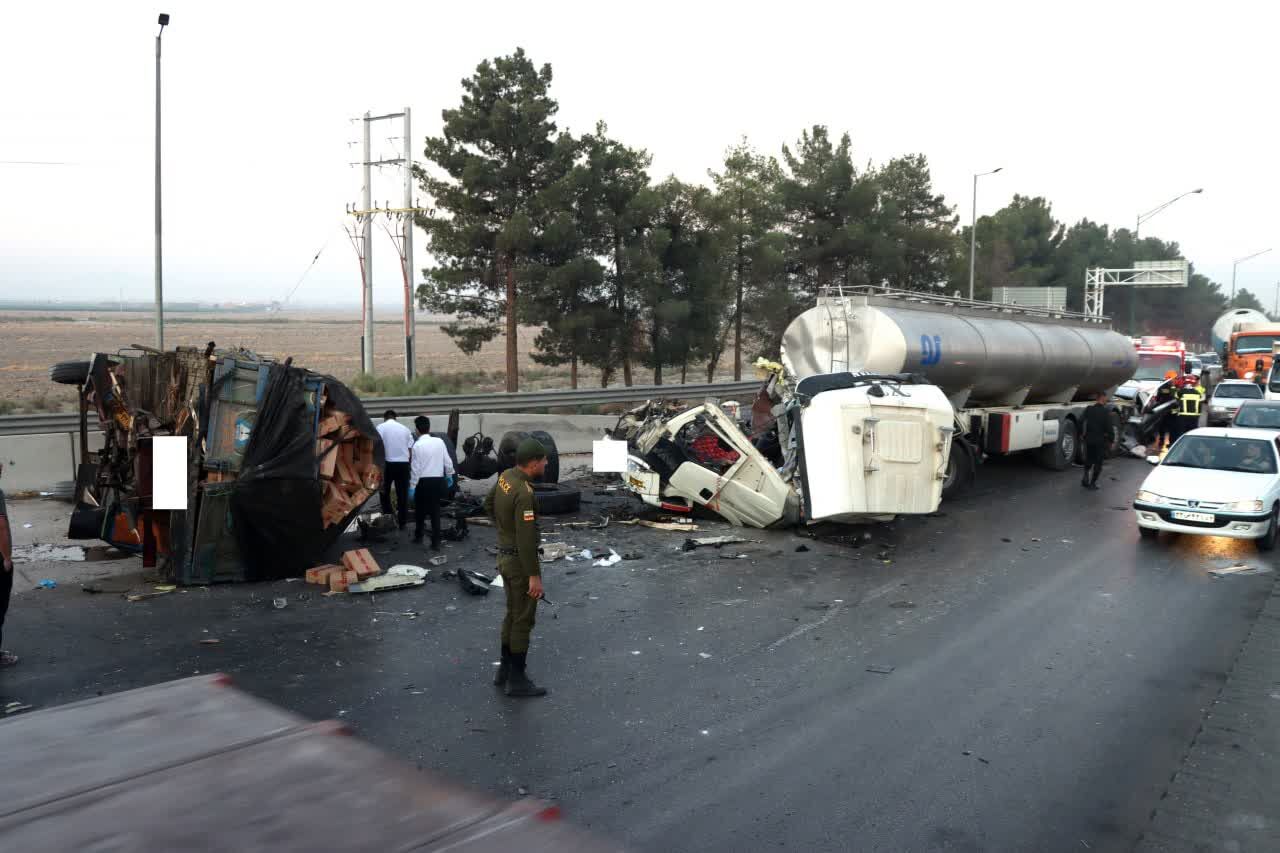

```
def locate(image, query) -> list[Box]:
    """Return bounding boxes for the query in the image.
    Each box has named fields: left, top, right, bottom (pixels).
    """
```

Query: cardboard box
left=328, top=572, right=351, bottom=593
left=316, top=438, right=337, bottom=479
left=342, top=548, right=380, bottom=580
left=306, top=564, right=342, bottom=585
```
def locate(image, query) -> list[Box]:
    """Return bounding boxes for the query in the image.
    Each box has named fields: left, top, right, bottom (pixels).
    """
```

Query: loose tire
left=942, top=438, right=975, bottom=500
left=1038, top=418, right=1077, bottom=471
left=50, top=360, right=91, bottom=386
left=496, top=430, right=530, bottom=471
left=532, top=482, right=581, bottom=515
left=528, top=429, right=560, bottom=484
left=1258, top=505, right=1279, bottom=552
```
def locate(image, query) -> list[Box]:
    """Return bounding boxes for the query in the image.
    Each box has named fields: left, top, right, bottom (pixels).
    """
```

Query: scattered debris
left=698, top=652, right=712, bottom=659
left=126, top=589, right=174, bottom=602
left=272, top=597, right=289, bottom=610
left=36, top=579, right=57, bottom=590
left=888, top=600, right=916, bottom=609
left=459, top=569, right=493, bottom=596
left=199, top=638, right=221, bottom=646
left=305, top=564, right=344, bottom=585
left=3, top=702, right=34, bottom=716
left=719, top=553, right=749, bottom=561
left=1001, top=538, right=1012, bottom=543
left=465, top=516, right=493, bottom=526
left=593, top=550, right=623, bottom=567
left=13, top=544, right=85, bottom=563
left=490, top=574, right=504, bottom=589
left=715, top=599, right=747, bottom=607
left=349, top=575, right=426, bottom=594
left=428, top=555, right=448, bottom=567
left=558, top=515, right=609, bottom=530
left=342, top=548, right=381, bottom=580
left=81, top=585, right=128, bottom=595
left=538, top=543, right=574, bottom=561
left=866, top=664, right=895, bottom=674
left=622, top=552, right=644, bottom=561
left=1209, top=564, right=1271, bottom=578
left=154, top=584, right=176, bottom=592
left=683, top=536, right=750, bottom=552
left=795, top=544, right=810, bottom=553
left=387, top=565, right=429, bottom=579
left=635, top=520, right=699, bottom=532
left=21, top=523, right=32, bottom=529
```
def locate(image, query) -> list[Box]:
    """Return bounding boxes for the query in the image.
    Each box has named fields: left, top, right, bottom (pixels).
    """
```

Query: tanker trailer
left=1211, top=308, right=1268, bottom=361
left=781, top=287, right=1141, bottom=496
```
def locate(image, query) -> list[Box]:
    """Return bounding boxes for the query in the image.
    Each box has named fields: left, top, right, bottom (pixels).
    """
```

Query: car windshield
left=1200, top=353, right=1221, bottom=365
left=1235, top=404, right=1280, bottom=429
left=1235, top=334, right=1279, bottom=354
left=1214, top=384, right=1264, bottom=400
left=1134, top=353, right=1182, bottom=381
left=1163, top=436, right=1277, bottom=473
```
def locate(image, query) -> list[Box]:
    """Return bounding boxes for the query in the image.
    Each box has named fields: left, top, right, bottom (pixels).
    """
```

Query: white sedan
left=1134, top=428, right=1280, bottom=550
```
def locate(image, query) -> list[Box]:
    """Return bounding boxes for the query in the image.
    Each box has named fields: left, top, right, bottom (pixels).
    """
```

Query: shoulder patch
left=522, top=510, right=536, bottom=522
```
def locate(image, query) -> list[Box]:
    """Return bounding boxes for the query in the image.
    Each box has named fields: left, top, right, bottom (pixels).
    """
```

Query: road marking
left=860, top=581, right=901, bottom=605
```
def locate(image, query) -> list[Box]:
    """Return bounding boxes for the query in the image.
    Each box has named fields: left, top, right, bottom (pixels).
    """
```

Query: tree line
left=416, top=49, right=1256, bottom=391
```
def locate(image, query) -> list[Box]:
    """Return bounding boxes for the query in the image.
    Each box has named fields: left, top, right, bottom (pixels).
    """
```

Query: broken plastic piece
left=683, top=536, right=749, bottom=551
left=387, top=565, right=429, bottom=579
left=866, top=664, right=895, bottom=674
left=428, top=555, right=448, bottom=567
left=459, top=569, right=493, bottom=596
left=593, top=549, right=623, bottom=567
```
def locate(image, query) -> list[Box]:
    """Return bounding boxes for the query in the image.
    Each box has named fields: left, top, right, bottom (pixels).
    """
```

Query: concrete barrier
left=0, top=415, right=614, bottom=492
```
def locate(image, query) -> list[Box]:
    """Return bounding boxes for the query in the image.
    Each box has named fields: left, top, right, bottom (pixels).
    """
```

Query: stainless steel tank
left=781, top=292, right=1137, bottom=407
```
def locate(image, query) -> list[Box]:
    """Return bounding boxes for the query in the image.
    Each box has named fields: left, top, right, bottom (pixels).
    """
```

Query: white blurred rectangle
left=592, top=439, right=628, bottom=473
left=153, top=436, right=188, bottom=510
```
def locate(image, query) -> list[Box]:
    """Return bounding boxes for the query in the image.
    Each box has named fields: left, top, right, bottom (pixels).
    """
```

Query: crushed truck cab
left=613, top=372, right=954, bottom=529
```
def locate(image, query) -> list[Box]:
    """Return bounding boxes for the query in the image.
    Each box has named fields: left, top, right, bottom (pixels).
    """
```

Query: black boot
left=493, top=645, right=511, bottom=687
left=504, top=651, right=547, bottom=698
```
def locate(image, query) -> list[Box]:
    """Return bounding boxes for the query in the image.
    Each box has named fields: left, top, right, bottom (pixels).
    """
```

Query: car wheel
left=1138, top=526, right=1159, bottom=541
left=1258, top=505, right=1279, bottom=552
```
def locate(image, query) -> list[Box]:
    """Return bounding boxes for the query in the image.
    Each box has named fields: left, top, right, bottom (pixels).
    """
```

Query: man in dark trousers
left=1081, top=391, right=1113, bottom=490
left=483, top=438, right=548, bottom=698
left=0, top=462, right=17, bottom=668
left=375, top=410, right=413, bottom=529
left=409, top=416, right=454, bottom=550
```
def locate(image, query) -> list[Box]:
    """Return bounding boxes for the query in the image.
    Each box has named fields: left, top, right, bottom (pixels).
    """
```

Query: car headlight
left=1226, top=499, right=1265, bottom=512
left=1136, top=490, right=1165, bottom=503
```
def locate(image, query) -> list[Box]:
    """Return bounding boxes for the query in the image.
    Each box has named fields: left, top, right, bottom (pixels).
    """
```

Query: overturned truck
left=615, top=286, right=1140, bottom=528
left=56, top=346, right=383, bottom=584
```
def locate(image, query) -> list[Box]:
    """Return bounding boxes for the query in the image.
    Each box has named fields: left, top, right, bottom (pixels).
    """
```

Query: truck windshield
left=1164, top=436, right=1276, bottom=474
left=1235, top=335, right=1279, bottom=354
left=1134, top=353, right=1182, bottom=381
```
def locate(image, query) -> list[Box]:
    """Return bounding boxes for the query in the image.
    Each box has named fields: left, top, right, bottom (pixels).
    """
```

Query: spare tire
left=528, top=429, right=560, bottom=483
left=532, top=482, right=580, bottom=515
left=50, top=360, right=91, bottom=386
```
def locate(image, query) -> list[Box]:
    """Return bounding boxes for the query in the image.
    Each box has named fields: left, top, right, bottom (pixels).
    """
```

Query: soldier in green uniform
left=483, top=438, right=548, bottom=698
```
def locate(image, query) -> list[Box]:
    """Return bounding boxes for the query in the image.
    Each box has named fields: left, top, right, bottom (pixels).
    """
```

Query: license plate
left=1172, top=510, right=1215, bottom=523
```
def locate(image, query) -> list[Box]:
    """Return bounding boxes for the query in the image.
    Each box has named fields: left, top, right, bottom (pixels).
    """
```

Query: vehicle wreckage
left=53, top=345, right=384, bottom=584
left=613, top=286, right=1144, bottom=529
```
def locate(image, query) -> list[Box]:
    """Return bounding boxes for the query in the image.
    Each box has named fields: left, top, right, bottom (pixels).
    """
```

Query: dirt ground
left=0, top=311, right=576, bottom=410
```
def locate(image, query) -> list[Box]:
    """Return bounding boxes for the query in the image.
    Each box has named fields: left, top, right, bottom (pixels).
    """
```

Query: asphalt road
left=1, top=453, right=1273, bottom=852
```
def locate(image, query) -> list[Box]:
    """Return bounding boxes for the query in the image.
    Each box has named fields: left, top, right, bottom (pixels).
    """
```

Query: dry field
left=0, top=310, right=734, bottom=412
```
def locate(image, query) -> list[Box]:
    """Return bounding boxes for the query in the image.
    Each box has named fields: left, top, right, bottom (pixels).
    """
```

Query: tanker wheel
left=942, top=438, right=975, bottom=500
left=1038, top=418, right=1077, bottom=471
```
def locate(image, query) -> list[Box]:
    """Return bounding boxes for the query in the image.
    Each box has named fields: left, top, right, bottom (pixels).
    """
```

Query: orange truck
left=1225, top=325, right=1280, bottom=381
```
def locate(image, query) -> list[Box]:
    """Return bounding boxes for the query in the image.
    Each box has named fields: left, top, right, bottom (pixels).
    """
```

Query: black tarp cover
left=229, top=364, right=383, bottom=580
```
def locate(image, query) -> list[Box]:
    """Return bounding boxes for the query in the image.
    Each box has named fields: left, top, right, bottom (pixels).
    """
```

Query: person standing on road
left=1149, top=372, right=1178, bottom=451
left=0, top=463, right=17, bottom=668
left=1081, top=391, right=1114, bottom=490
left=1172, top=375, right=1205, bottom=445
left=409, top=417, right=454, bottom=550
left=483, top=439, right=548, bottom=698
left=375, top=410, right=414, bottom=530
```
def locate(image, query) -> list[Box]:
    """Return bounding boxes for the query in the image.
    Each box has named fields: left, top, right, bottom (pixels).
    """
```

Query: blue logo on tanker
left=920, top=335, right=943, bottom=366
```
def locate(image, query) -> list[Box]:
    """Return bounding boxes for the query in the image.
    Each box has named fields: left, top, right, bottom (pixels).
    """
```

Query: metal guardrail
left=0, top=380, right=762, bottom=437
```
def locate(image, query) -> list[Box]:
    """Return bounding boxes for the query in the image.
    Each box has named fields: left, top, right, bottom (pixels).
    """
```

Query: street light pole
left=968, top=167, right=1002, bottom=301
left=154, top=13, right=169, bottom=350
left=1135, top=188, right=1202, bottom=239
left=1231, top=248, right=1272, bottom=304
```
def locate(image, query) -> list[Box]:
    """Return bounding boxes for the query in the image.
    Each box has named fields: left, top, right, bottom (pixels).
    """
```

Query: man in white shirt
left=375, top=410, right=414, bottom=529
left=410, top=416, right=455, bottom=549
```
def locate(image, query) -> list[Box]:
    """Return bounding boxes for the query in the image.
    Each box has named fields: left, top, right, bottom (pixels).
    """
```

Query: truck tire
left=50, top=360, right=91, bottom=386
left=496, top=430, right=530, bottom=471
left=532, top=482, right=580, bottom=515
left=1038, top=418, right=1077, bottom=471
left=942, top=438, right=975, bottom=499
left=528, top=430, right=560, bottom=484
left=1106, top=410, right=1125, bottom=458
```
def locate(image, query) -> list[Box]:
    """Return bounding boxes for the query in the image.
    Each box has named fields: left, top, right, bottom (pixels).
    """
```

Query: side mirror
left=1146, top=455, right=1161, bottom=465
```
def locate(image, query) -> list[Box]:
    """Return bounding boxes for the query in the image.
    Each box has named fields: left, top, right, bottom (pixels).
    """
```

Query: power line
left=282, top=230, right=339, bottom=305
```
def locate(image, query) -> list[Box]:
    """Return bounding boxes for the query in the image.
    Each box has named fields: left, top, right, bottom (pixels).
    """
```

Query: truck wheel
left=942, top=438, right=975, bottom=499
left=1258, top=505, right=1279, bottom=552
left=528, top=430, right=560, bottom=484
left=532, top=482, right=581, bottom=515
left=1038, top=418, right=1077, bottom=471
left=496, top=431, right=530, bottom=471
left=1106, top=410, right=1125, bottom=458
left=50, top=360, right=91, bottom=386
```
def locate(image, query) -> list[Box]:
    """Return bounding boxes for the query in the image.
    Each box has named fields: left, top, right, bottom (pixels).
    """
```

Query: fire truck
left=1115, top=337, right=1187, bottom=405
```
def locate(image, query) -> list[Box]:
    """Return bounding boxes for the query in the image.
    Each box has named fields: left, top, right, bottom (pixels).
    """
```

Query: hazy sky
left=3, top=1, right=1278, bottom=309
